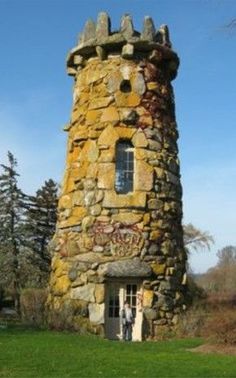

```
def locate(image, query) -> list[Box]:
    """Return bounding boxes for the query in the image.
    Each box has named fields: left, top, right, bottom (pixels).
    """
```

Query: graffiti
left=92, top=221, right=143, bottom=257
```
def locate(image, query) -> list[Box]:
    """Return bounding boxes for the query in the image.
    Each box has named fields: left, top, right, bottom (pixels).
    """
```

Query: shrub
left=203, top=308, right=236, bottom=345
left=20, top=288, right=47, bottom=327
left=176, top=303, right=208, bottom=338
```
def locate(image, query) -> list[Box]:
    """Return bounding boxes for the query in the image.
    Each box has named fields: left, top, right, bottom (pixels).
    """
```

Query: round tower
left=47, top=12, right=187, bottom=340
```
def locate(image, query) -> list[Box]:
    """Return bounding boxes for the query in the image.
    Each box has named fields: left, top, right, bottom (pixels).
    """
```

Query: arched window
left=115, top=141, right=134, bottom=194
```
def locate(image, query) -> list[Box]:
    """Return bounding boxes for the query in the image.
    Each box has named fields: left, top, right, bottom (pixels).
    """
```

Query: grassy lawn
left=0, top=328, right=235, bottom=378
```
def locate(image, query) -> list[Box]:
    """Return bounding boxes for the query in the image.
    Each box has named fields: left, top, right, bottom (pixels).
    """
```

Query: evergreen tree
left=0, top=151, right=25, bottom=312
left=24, top=179, right=58, bottom=266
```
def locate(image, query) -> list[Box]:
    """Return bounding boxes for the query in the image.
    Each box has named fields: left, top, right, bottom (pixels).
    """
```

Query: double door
left=105, top=281, right=142, bottom=341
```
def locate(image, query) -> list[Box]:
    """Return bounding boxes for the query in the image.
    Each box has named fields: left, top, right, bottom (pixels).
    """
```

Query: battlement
left=67, top=12, right=179, bottom=79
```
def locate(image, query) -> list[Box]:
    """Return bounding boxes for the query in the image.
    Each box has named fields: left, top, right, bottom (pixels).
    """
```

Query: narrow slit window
left=115, top=141, right=134, bottom=194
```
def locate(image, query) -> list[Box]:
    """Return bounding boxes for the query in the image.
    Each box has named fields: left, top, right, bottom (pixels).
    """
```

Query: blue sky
left=0, top=0, right=235, bottom=273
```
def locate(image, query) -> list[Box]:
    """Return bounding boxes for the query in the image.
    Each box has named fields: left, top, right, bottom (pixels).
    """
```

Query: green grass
left=0, top=327, right=235, bottom=378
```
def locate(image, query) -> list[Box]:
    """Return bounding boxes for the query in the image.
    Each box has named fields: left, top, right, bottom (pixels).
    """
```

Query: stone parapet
left=67, top=12, right=179, bottom=80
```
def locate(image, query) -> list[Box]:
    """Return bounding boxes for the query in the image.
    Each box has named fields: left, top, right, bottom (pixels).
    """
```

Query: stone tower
left=48, top=13, right=187, bottom=340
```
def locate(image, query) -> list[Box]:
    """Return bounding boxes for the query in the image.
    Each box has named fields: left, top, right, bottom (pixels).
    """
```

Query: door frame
left=104, top=278, right=143, bottom=341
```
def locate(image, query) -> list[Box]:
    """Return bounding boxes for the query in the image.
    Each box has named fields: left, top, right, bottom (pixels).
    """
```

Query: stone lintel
left=104, top=258, right=152, bottom=278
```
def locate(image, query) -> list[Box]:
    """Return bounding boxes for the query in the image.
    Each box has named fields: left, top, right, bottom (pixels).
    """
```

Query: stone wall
left=47, top=13, right=187, bottom=337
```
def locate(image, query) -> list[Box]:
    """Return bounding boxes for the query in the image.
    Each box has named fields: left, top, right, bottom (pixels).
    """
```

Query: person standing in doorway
left=120, top=301, right=134, bottom=341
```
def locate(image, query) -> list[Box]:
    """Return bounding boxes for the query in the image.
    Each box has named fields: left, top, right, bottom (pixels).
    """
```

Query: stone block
left=115, top=126, right=136, bottom=139
left=115, top=92, right=140, bottom=107
left=88, top=303, right=105, bottom=324
left=100, top=107, right=119, bottom=123
left=151, top=262, right=166, bottom=275
left=132, top=131, right=148, bottom=148
left=134, top=161, right=153, bottom=191
left=58, top=195, right=72, bottom=210
left=103, top=191, right=146, bottom=208
left=53, top=275, right=71, bottom=296
left=71, top=283, right=95, bottom=302
left=89, top=96, right=113, bottom=110
left=132, top=72, right=146, bottom=95
left=95, top=284, right=105, bottom=304
left=98, top=125, right=119, bottom=147
left=111, top=212, right=143, bottom=225
left=143, top=307, right=157, bottom=320
left=142, top=290, right=154, bottom=307
left=80, top=140, right=99, bottom=163
left=72, top=206, right=87, bottom=221
left=97, top=163, right=115, bottom=189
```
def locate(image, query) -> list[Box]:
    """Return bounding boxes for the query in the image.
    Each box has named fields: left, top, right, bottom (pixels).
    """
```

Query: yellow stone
left=72, top=191, right=84, bottom=206
left=151, top=262, right=166, bottom=275
left=154, top=167, right=165, bottom=179
left=103, top=191, right=146, bottom=208
left=111, top=212, right=143, bottom=225
left=132, top=131, right=148, bottom=147
left=86, top=163, right=98, bottom=178
left=98, top=148, right=115, bottom=163
left=147, top=82, right=159, bottom=91
left=97, top=163, right=115, bottom=189
left=98, top=125, right=119, bottom=147
left=139, top=114, right=153, bottom=127
left=67, top=146, right=81, bottom=166
left=71, top=105, right=88, bottom=123
left=71, top=162, right=89, bottom=180
left=65, top=175, right=76, bottom=193
left=86, top=109, right=101, bottom=125
left=72, top=206, right=87, bottom=220
left=135, top=148, right=157, bottom=161
left=73, top=128, right=88, bottom=142
left=80, top=140, right=99, bottom=163
left=95, top=284, right=105, bottom=304
left=150, top=230, right=163, bottom=241
left=134, top=161, right=153, bottom=191
left=115, top=92, right=140, bottom=107
left=143, top=213, right=150, bottom=225
left=100, top=107, right=119, bottom=123
left=52, top=257, right=69, bottom=277
left=53, top=275, right=71, bottom=296
left=88, top=96, right=113, bottom=110
left=143, top=290, right=154, bottom=307
left=58, top=195, right=72, bottom=210
left=115, top=127, right=136, bottom=139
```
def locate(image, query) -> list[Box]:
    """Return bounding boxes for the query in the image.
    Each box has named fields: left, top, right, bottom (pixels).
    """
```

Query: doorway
left=105, top=280, right=143, bottom=341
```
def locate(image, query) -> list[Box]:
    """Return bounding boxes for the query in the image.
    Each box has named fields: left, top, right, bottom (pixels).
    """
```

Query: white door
left=105, top=281, right=143, bottom=341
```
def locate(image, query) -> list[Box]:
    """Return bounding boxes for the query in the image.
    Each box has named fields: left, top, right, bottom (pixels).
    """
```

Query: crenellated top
left=67, top=12, right=179, bottom=80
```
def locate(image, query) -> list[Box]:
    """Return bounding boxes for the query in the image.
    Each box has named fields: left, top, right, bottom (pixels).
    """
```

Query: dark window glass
left=120, top=79, right=132, bottom=93
left=115, top=141, right=134, bottom=194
